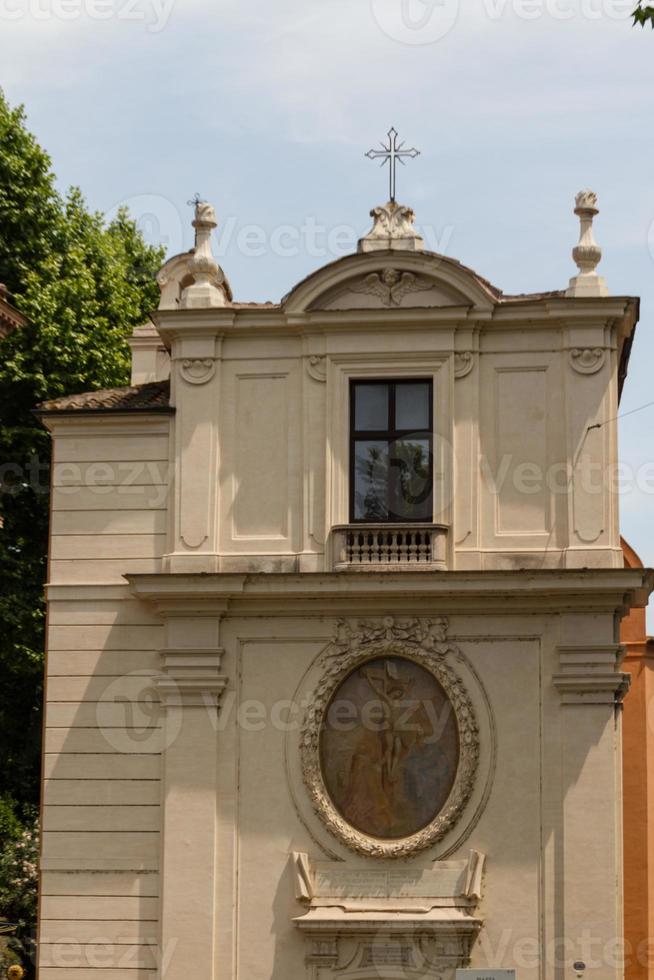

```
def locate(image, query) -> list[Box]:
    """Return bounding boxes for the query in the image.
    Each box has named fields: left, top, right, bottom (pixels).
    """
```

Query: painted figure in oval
left=320, top=656, right=460, bottom=839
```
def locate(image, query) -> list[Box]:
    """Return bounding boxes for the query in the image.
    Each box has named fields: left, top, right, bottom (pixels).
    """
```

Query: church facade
left=36, top=190, right=652, bottom=980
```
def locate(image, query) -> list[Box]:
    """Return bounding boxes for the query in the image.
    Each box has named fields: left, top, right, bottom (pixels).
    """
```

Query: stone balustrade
left=331, top=523, right=448, bottom=571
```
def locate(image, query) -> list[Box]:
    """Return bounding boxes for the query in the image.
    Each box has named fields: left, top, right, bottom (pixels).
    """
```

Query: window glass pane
left=390, top=438, right=432, bottom=520
left=354, top=440, right=389, bottom=520
left=395, top=382, right=430, bottom=431
left=354, top=384, right=389, bottom=431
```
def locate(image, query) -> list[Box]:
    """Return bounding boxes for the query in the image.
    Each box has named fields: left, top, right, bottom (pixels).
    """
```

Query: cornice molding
left=128, top=569, right=653, bottom=619
left=39, top=415, right=172, bottom=435
left=152, top=296, right=637, bottom=335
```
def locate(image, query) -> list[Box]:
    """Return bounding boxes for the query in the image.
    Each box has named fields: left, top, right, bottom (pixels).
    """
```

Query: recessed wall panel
left=495, top=367, right=549, bottom=535
left=233, top=374, right=289, bottom=539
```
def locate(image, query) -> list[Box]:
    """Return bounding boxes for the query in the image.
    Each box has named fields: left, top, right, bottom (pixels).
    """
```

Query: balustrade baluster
left=338, top=525, right=444, bottom=568
left=341, top=531, right=349, bottom=565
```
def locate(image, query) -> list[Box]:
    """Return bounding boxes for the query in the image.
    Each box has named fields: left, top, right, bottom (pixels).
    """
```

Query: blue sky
left=3, top=0, right=653, bottom=621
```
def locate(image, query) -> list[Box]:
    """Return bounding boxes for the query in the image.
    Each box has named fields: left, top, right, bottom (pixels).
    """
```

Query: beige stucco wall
left=36, top=247, right=650, bottom=980
left=37, top=566, right=649, bottom=980
left=40, top=417, right=169, bottom=976
left=151, top=252, right=633, bottom=575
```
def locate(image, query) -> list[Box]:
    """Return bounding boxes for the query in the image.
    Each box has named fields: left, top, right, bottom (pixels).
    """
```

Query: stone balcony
left=331, top=523, right=448, bottom=572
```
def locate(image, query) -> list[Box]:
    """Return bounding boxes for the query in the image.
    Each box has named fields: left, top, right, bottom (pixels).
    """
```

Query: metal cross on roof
left=365, top=128, right=420, bottom=204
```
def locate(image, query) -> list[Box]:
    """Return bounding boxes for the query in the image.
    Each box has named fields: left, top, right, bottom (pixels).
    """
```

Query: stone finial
left=565, top=189, right=608, bottom=298
left=358, top=201, right=424, bottom=253
left=180, top=199, right=229, bottom=309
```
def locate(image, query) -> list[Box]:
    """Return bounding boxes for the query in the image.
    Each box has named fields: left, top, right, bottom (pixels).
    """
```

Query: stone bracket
left=295, top=915, right=482, bottom=980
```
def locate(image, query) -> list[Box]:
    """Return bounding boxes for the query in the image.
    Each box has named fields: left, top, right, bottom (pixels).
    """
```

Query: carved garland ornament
left=300, top=616, right=479, bottom=858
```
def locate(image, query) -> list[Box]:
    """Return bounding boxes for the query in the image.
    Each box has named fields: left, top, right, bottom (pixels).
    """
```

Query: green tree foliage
left=633, top=1, right=654, bottom=25
left=0, top=811, right=39, bottom=977
left=0, top=90, right=164, bottom=823
left=0, top=97, right=60, bottom=297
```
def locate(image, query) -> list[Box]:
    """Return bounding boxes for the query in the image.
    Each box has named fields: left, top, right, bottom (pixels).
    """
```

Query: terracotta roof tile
left=36, top=379, right=172, bottom=414
left=501, top=289, right=566, bottom=302
left=0, top=285, right=27, bottom=336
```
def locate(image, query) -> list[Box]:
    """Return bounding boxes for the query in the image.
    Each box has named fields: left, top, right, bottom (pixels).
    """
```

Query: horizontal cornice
left=152, top=296, right=637, bottom=335
left=127, top=568, right=653, bottom=618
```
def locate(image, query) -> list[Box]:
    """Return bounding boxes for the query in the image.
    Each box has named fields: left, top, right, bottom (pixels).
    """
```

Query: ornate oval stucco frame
left=300, top=617, right=480, bottom=859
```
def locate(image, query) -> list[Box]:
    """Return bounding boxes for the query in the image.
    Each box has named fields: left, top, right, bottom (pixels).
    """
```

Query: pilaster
left=553, top=641, right=626, bottom=979
left=452, top=326, right=480, bottom=570
left=164, top=329, right=223, bottom=572
left=154, top=610, right=228, bottom=980
left=563, top=318, right=619, bottom=568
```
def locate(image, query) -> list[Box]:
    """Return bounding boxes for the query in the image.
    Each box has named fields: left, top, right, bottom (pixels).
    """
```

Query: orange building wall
left=622, top=537, right=654, bottom=980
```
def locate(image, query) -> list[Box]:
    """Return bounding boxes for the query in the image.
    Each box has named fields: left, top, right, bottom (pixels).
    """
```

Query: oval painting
left=319, top=656, right=460, bottom=840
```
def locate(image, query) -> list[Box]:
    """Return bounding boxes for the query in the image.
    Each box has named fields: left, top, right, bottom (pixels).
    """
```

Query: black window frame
left=349, top=378, right=434, bottom=524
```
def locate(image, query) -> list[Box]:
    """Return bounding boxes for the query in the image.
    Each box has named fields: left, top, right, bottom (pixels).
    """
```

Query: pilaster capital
left=155, top=647, right=228, bottom=708
left=553, top=644, right=630, bottom=705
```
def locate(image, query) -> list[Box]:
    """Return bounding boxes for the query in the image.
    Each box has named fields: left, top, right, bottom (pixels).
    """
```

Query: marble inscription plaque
left=320, top=656, right=460, bottom=839
left=362, top=945, right=414, bottom=968
left=313, top=863, right=467, bottom=898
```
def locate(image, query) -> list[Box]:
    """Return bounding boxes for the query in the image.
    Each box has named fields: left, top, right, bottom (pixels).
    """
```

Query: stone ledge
left=128, top=568, right=653, bottom=618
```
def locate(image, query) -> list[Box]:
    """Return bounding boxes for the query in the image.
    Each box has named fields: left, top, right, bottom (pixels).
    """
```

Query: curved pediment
left=282, top=251, right=499, bottom=315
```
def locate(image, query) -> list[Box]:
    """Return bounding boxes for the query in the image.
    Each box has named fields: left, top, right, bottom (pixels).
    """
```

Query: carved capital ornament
left=454, top=351, right=474, bottom=379
left=179, top=357, right=217, bottom=385
left=306, top=355, right=327, bottom=382
left=569, top=347, right=606, bottom=375
left=301, top=616, right=479, bottom=858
